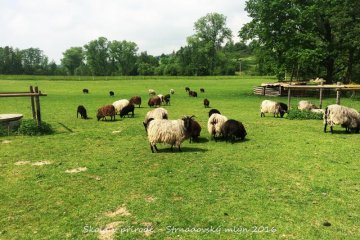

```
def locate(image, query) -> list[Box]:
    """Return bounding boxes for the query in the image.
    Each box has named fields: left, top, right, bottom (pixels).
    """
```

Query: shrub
left=287, top=109, right=323, bottom=120
left=17, top=119, right=54, bottom=136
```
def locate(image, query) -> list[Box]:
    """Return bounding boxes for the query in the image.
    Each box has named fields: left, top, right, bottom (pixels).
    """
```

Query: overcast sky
left=0, top=0, right=251, bottom=63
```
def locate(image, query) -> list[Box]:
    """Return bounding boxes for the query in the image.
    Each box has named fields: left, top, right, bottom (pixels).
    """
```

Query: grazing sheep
left=260, top=100, right=287, bottom=118
left=208, top=109, right=221, bottom=118
left=148, top=89, right=156, bottom=96
left=97, top=105, right=116, bottom=121
left=129, top=96, right=142, bottom=108
left=311, top=108, right=325, bottom=114
left=185, top=87, right=190, bottom=92
left=112, top=99, right=130, bottom=114
left=298, top=100, right=318, bottom=111
left=82, top=88, right=89, bottom=94
left=109, top=91, right=114, bottom=97
left=324, top=104, right=360, bottom=133
left=120, top=104, right=135, bottom=118
left=207, top=113, right=228, bottom=140
left=190, top=119, right=202, bottom=143
left=143, top=107, right=168, bottom=132
left=221, top=119, right=247, bottom=143
left=170, top=89, right=175, bottom=94
left=164, top=94, right=171, bottom=105
left=145, top=116, right=195, bottom=153
left=189, top=91, right=197, bottom=97
left=148, top=96, right=161, bottom=107
left=157, top=94, right=164, bottom=103
left=204, top=99, right=210, bottom=108
left=200, top=88, right=205, bottom=93
left=77, top=105, right=88, bottom=119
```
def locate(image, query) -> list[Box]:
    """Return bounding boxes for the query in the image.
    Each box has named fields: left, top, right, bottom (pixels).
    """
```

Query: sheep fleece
left=207, top=113, right=228, bottom=137
left=147, top=119, right=188, bottom=147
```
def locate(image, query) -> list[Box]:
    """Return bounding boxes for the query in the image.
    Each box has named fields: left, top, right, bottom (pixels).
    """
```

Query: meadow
left=1, top=76, right=360, bottom=239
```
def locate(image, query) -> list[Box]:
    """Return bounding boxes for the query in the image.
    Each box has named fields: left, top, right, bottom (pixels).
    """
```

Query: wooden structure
left=283, top=83, right=360, bottom=109
left=0, top=86, right=47, bottom=126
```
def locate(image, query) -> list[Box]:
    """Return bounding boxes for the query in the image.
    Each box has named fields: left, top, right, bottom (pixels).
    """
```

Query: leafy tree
left=61, top=47, right=84, bottom=75
left=84, top=37, right=110, bottom=76
left=109, top=40, right=138, bottom=75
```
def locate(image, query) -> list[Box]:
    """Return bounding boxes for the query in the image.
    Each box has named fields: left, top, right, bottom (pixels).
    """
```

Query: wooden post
left=319, top=82, right=323, bottom=109
left=34, top=86, right=42, bottom=126
left=336, top=82, right=341, bottom=105
left=287, top=88, right=291, bottom=110
left=262, top=86, right=266, bottom=96
left=30, top=86, right=36, bottom=120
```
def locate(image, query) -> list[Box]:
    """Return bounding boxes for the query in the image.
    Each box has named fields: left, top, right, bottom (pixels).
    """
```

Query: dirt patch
left=88, top=175, right=101, bottom=181
left=32, top=161, right=52, bottom=166
left=105, top=205, right=131, bottom=218
left=2, top=140, right=11, bottom=144
left=144, top=196, right=156, bottom=203
left=14, top=161, right=31, bottom=166
left=98, top=221, right=123, bottom=240
left=141, top=222, right=154, bottom=237
left=65, top=167, right=88, bottom=173
left=112, top=130, right=122, bottom=134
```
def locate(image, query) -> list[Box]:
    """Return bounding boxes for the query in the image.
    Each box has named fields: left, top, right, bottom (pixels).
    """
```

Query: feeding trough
left=0, top=114, right=23, bottom=133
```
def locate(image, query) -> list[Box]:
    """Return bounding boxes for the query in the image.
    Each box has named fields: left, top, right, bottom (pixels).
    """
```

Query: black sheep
left=204, top=99, right=210, bottom=108
left=77, top=105, right=88, bottom=119
left=208, top=109, right=221, bottom=118
left=221, top=119, right=247, bottom=143
left=278, top=102, right=288, bottom=117
left=200, top=88, right=205, bottom=93
left=120, top=104, right=135, bottom=118
left=164, top=94, right=171, bottom=105
left=185, top=87, right=190, bottom=92
left=109, top=91, right=114, bottom=97
left=83, top=88, right=89, bottom=94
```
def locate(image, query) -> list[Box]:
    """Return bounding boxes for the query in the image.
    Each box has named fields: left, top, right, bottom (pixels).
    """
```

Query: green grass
left=1, top=76, right=360, bottom=239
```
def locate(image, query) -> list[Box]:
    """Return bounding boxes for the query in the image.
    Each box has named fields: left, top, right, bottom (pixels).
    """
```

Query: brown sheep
left=204, top=99, right=210, bottom=108
left=129, top=96, right=142, bottom=108
left=190, top=119, right=202, bottom=143
left=97, top=105, right=116, bottom=121
left=148, top=96, right=161, bottom=107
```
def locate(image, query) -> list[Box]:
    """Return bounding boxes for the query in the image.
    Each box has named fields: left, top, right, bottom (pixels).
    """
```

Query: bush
left=17, top=119, right=54, bottom=136
left=287, top=109, right=323, bottom=120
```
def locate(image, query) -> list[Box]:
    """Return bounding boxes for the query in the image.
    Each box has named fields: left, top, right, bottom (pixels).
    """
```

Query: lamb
left=170, top=89, right=175, bottom=94
left=143, top=107, right=168, bottom=131
left=82, top=88, right=89, bottom=94
left=260, top=100, right=287, bottom=118
left=200, top=88, right=205, bottom=93
left=164, top=94, right=171, bottom=105
left=112, top=99, right=130, bottom=115
left=120, top=104, right=135, bottom=118
left=324, top=104, right=360, bottom=133
left=97, top=105, right=116, bottom=121
left=208, top=109, right=221, bottom=118
left=207, top=113, right=228, bottom=140
left=145, top=116, right=195, bottom=153
left=185, top=87, right=190, bottom=92
left=189, top=119, right=201, bottom=143
left=221, top=119, right=247, bottom=143
left=148, top=96, right=161, bottom=107
left=129, top=96, right=142, bottom=108
left=204, top=99, right=210, bottom=108
left=76, top=105, right=88, bottom=119
left=298, top=100, right=318, bottom=111
left=148, top=89, right=156, bottom=96
left=109, top=91, right=114, bottom=97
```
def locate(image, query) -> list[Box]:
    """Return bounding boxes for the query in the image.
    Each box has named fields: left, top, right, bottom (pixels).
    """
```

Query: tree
left=61, top=47, right=84, bottom=75
left=84, top=37, right=110, bottom=76
left=109, top=40, right=138, bottom=75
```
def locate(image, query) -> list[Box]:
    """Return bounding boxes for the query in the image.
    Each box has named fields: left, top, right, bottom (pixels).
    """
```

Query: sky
left=0, top=0, right=251, bottom=63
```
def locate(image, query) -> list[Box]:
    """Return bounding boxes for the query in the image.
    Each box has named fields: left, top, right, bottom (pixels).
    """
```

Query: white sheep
left=145, top=116, right=194, bottom=152
left=170, top=89, right=175, bottom=94
left=112, top=99, right=130, bottom=114
left=207, top=113, right=228, bottom=140
left=324, top=104, right=360, bottom=133
left=143, top=107, right=168, bottom=131
left=148, top=89, right=156, bottom=96
left=157, top=94, right=164, bottom=103
left=260, top=100, right=287, bottom=118
left=298, top=100, right=318, bottom=111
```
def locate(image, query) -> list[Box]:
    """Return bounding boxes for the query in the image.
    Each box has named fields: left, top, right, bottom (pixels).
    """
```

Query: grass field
left=1, top=76, right=360, bottom=239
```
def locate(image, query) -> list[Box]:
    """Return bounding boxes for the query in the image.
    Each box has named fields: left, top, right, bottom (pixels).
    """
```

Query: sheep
left=208, top=109, right=221, bottom=118
left=77, top=105, right=87, bottom=119
left=143, top=107, right=168, bottom=132
left=148, top=89, right=156, bottom=96
left=260, top=100, right=287, bottom=118
left=324, top=104, right=360, bottom=133
left=145, top=116, right=195, bottom=153
left=221, top=119, right=247, bottom=143
left=207, top=113, right=228, bottom=140
left=82, top=88, right=89, bottom=94
left=148, top=96, right=161, bottom=107
left=189, top=119, right=201, bottom=143
left=109, top=91, right=114, bottom=97
left=204, top=99, right=210, bottom=108
left=189, top=91, right=197, bottom=97
left=120, top=104, right=135, bottom=118
left=129, top=96, right=142, bottom=108
left=170, top=89, right=175, bottom=94
left=164, top=94, right=171, bottom=105
left=97, top=105, right=116, bottom=121
left=157, top=94, right=164, bottom=103
left=298, top=100, right=318, bottom=111
left=200, top=88, right=205, bottom=93
left=112, top=99, right=130, bottom=115
left=185, top=87, right=190, bottom=92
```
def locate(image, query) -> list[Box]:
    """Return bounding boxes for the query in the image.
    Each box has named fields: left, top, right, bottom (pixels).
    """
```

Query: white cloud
left=0, top=0, right=251, bottom=63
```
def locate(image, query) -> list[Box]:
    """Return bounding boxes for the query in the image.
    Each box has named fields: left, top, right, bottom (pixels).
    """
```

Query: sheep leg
left=260, top=112, right=264, bottom=117
left=330, top=126, right=333, bottom=134
left=178, top=146, right=182, bottom=152
left=154, top=145, right=159, bottom=151
left=150, top=144, right=155, bottom=153
left=170, top=145, right=174, bottom=152
left=324, top=123, right=327, bottom=133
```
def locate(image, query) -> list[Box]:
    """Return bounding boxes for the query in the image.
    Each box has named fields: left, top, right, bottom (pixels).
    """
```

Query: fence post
left=30, top=86, right=36, bottom=120
left=34, top=86, right=42, bottom=126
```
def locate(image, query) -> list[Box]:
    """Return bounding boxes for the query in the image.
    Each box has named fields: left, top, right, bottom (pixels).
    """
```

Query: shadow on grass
left=325, top=130, right=358, bottom=135
left=152, top=147, right=208, bottom=153
left=57, top=122, right=73, bottom=132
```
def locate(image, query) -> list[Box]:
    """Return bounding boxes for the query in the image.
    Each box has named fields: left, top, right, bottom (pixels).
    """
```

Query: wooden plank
left=0, top=93, right=47, bottom=97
